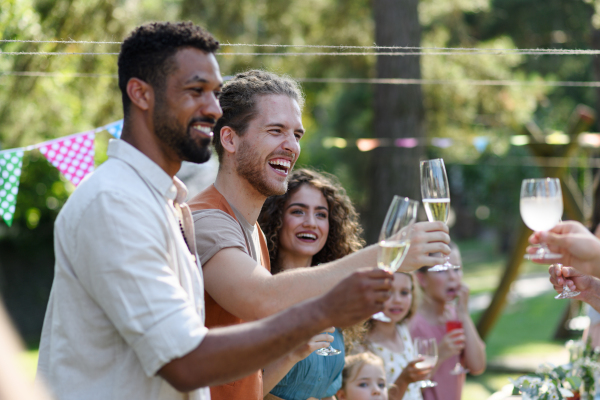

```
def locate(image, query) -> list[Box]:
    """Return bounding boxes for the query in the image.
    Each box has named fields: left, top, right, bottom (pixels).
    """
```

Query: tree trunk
left=366, top=0, right=425, bottom=243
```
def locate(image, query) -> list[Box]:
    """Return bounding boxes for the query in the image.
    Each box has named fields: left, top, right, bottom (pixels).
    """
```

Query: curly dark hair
left=118, top=21, right=219, bottom=116
left=212, top=70, right=305, bottom=163
left=258, top=168, right=365, bottom=274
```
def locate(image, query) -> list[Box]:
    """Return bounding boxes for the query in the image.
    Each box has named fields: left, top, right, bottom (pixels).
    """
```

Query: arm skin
left=548, top=264, right=600, bottom=313
left=158, top=268, right=392, bottom=392
left=388, top=358, right=432, bottom=400
left=262, top=328, right=335, bottom=394
left=455, top=284, right=486, bottom=375
left=529, top=221, right=600, bottom=278
left=203, top=221, right=450, bottom=321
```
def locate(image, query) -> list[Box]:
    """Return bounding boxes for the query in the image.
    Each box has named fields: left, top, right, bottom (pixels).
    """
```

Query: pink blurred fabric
left=409, top=312, right=465, bottom=400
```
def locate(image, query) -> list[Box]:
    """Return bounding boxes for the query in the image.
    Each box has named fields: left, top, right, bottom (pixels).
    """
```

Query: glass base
left=419, top=380, right=437, bottom=388
left=428, top=263, right=450, bottom=272
left=316, top=345, right=341, bottom=356
left=371, top=311, right=391, bottom=322
left=555, top=287, right=581, bottom=299
left=449, top=364, right=469, bottom=375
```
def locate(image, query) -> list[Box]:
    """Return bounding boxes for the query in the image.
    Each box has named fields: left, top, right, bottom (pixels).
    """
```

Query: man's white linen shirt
left=37, top=139, right=210, bottom=400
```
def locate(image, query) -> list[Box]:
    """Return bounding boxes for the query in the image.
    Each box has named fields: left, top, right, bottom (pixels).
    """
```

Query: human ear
left=220, top=126, right=238, bottom=155
left=126, top=78, right=153, bottom=112
left=336, top=389, right=347, bottom=400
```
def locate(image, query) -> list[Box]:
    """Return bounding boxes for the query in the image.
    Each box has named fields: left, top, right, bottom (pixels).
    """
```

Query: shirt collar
left=107, top=139, right=188, bottom=202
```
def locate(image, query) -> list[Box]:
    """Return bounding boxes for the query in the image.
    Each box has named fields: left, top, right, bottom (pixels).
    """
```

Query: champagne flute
left=553, top=263, right=581, bottom=300
left=445, top=320, right=470, bottom=375
left=420, top=158, right=452, bottom=271
left=372, top=196, right=419, bottom=322
left=520, top=178, right=563, bottom=260
left=413, top=337, right=438, bottom=388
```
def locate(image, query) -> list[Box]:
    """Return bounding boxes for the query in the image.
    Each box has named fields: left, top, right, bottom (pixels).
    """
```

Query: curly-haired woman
left=258, top=168, right=365, bottom=400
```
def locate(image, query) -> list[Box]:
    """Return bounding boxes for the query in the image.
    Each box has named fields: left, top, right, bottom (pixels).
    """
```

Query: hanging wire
left=1, top=38, right=600, bottom=55
left=2, top=71, right=600, bottom=87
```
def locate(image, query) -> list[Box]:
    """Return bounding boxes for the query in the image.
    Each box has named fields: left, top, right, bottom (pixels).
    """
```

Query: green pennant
left=0, top=150, right=24, bottom=227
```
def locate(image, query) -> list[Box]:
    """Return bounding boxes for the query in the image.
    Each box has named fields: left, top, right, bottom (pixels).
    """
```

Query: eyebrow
left=286, top=202, right=328, bottom=211
left=184, top=75, right=223, bottom=87
left=266, top=122, right=305, bottom=135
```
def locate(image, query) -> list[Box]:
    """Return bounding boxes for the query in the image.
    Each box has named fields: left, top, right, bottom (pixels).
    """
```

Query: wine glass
left=420, top=158, right=452, bottom=271
left=372, top=196, right=419, bottom=322
left=553, top=263, right=581, bottom=300
left=445, top=320, right=470, bottom=375
left=520, top=178, right=563, bottom=260
left=315, top=328, right=341, bottom=356
left=413, top=337, right=438, bottom=388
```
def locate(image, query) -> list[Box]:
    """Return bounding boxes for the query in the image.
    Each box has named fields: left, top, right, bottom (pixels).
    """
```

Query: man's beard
left=236, top=138, right=290, bottom=197
left=153, top=99, right=212, bottom=164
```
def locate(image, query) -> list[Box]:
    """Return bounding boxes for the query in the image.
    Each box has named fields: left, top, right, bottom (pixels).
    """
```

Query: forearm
left=389, top=380, right=409, bottom=400
left=262, top=353, right=298, bottom=394
left=158, top=296, right=329, bottom=392
left=460, top=316, right=486, bottom=375
left=257, top=245, right=377, bottom=317
left=581, top=279, right=600, bottom=313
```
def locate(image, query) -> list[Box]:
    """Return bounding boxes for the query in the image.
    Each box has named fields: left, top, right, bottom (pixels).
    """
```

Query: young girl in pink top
left=410, top=244, right=486, bottom=400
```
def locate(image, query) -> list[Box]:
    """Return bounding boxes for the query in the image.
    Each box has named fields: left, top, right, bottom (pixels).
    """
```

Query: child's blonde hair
left=340, top=352, right=386, bottom=391
left=361, top=272, right=419, bottom=338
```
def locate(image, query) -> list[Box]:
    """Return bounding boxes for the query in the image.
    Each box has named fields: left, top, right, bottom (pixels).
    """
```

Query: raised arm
left=158, top=268, right=392, bottom=392
left=203, top=221, right=450, bottom=321
left=455, top=284, right=486, bottom=375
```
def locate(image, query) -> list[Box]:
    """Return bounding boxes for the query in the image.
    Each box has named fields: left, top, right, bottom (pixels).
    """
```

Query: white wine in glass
left=520, top=178, right=563, bottom=260
left=413, top=337, right=438, bottom=388
left=372, top=196, right=419, bottom=322
left=420, top=158, right=453, bottom=271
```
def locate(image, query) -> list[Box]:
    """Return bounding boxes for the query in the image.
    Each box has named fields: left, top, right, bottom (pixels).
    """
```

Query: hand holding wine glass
left=445, top=320, right=469, bottom=375
left=420, top=158, right=453, bottom=271
left=520, top=178, right=563, bottom=260
left=372, top=196, right=419, bottom=322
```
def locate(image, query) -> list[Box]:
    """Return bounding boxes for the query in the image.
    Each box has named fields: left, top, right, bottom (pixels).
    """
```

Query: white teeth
left=297, top=233, right=317, bottom=240
left=268, top=159, right=291, bottom=168
left=192, top=125, right=212, bottom=134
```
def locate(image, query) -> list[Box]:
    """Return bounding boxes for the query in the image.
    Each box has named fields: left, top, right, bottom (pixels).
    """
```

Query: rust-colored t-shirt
left=188, top=184, right=271, bottom=400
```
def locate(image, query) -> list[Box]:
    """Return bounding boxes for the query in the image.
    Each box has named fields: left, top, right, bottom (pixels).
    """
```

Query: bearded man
left=37, top=23, right=396, bottom=400
left=188, top=70, right=452, bottom=400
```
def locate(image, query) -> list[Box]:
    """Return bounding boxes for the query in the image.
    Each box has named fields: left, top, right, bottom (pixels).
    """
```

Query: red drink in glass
left=446, top=320, right=462, bottom=332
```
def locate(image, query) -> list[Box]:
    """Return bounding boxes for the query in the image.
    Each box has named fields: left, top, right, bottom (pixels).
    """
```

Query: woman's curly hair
left=258, top=168, right=365, bottom=274
left=258, top=168, right=366, bottom=348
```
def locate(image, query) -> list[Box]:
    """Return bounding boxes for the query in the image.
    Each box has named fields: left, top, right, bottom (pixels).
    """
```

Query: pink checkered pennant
left=39, top=131, right=95, bottom=186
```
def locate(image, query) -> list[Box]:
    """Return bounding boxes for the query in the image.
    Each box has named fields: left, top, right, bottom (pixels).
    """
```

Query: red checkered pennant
left=39, top=131, right=95, bottom=186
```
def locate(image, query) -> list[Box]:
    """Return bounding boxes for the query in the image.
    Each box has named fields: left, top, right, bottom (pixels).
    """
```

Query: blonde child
left=410, top=243, right=486, bottom=400
left=336, top=352, right=388, bottom=400
left=359, top=272, right=432, bottom=400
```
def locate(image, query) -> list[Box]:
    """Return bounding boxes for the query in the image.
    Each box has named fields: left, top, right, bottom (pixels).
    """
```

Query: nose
left=203, top=92, right=223, bottom=121
left=282, top=132, right=301, bottom=161
left=371, top=384, right=381, bottom=395
left=303, top=212, right=317, bottom=228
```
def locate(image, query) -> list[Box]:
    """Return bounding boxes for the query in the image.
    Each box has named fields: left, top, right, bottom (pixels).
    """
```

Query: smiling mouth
left=296, top=232, right=317, bottom=241
left=191, top=124, right=213, bottom=138
left=268, top=159, right=291, bottom=175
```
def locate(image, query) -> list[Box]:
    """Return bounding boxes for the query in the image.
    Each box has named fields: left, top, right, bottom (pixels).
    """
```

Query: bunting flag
left=39, top=131, right=95, bottom=186
left=0, top=150, right=24, bottom=227
left=104, top=119, right=123, bottom=139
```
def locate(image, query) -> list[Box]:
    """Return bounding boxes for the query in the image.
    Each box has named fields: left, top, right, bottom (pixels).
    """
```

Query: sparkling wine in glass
left=420, top=158, right=452, bottom=271
left=372, top=196, right=419, bottom=323
left=520, top=178, right=563, bottom=260
left=445, top=320, right=469, bottom=375
left=413, top=337, right=438, bottom=388
left=553, top=263, right=581, bottom=300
